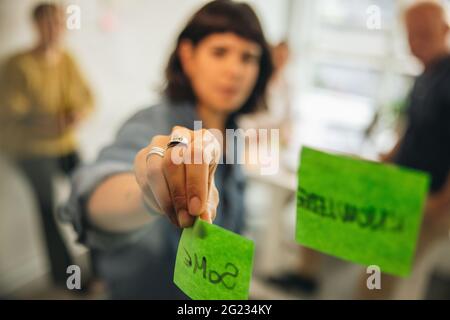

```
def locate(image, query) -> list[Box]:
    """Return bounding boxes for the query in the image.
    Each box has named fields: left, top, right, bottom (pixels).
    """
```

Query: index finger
left=186, top=129, right=221, bottom=216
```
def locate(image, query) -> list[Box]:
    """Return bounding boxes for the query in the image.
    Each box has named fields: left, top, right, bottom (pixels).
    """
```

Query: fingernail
left=178, top=209, right=188, bottom=227
left=201, top=212, right=212, bottom=224
left=189, top=196, right=202, bottom=215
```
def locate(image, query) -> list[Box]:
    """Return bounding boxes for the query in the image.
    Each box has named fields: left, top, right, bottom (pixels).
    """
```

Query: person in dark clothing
left=357, top=0, right=450, bottom=299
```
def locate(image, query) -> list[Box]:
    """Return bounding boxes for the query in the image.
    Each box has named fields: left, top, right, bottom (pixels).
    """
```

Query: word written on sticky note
left=174, top=219, right=255, bottom=300
left=296, top=147, right=430, bottom=277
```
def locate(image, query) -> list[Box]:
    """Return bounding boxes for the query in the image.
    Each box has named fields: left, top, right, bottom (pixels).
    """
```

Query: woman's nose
left=223, top=55, right=244, bottom=80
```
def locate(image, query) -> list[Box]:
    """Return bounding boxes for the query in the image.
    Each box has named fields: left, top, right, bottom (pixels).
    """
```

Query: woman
left=61, top=0, right=273, bottom=299
left=0, top=3, right=94, bottom=287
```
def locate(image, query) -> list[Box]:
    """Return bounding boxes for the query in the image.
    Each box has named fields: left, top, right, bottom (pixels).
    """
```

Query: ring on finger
left=146, top=146, right=165, bottom=162
left=167, top=135, right=189, bottom=149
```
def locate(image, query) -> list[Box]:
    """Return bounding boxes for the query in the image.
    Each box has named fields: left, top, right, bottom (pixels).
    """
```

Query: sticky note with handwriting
left=296, top=147, right=430, bottom=277
left=174, top=219, right=254, bottom=300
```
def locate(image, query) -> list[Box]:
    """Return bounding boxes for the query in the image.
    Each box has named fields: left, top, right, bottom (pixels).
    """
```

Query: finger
left=146, top=135, right=178, bottom=226
left=178, top=208, right=195, bottom=228
left=201, top=176, right=219, bottom=223
left=134, top=148, right=162, bottom=213
left=205, top=130, right=221, bottom=197
left=186, top=129, right=221, bottom=216
left=200, top=192, right=218, bottom=223
left=164, top=127, right=192, bottom=227
left=185, top=141, right=209, bottom=216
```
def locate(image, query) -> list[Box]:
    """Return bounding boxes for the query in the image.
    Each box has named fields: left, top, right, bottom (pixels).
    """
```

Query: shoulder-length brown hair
left=164, top=0, right=273, bottom=116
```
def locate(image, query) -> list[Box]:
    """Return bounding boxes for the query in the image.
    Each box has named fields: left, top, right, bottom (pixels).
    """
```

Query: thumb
left=200, top=177, right=219, bottom=224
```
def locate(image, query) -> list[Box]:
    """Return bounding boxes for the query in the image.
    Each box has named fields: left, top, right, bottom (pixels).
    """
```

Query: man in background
left=358, top=0, right=450, bottom=299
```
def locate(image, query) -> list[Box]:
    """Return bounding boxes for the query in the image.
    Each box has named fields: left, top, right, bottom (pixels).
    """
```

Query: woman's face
left=180, top=32, right=261, bottom=114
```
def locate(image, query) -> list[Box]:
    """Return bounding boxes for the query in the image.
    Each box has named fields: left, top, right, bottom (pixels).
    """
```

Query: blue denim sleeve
left=59, top=105, right=172, bottom=250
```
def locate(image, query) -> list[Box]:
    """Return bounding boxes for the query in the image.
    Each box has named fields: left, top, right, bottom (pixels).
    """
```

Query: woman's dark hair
left=164, top=0, right=273, bottom=116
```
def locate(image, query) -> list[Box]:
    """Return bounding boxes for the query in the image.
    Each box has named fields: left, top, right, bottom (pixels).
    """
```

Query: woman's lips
left=219, top=87, right=240, bottom=97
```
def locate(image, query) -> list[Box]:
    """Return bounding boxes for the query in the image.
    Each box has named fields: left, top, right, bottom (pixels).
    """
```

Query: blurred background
left=0, top=0, right=449, bottom=299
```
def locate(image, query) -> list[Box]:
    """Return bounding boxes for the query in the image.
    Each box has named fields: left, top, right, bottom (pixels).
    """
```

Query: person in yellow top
left=0, top=3, right=94, bottom=287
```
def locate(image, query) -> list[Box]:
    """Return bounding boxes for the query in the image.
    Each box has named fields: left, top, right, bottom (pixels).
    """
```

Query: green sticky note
left=296, top=147, right=430, bottom=277
left=174, top=219, right=255, bottom=300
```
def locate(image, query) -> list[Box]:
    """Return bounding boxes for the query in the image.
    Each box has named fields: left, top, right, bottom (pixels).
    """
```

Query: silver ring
left=167, top=135, right=189, bottom=149
left=146, top=147, right=165, bottom=162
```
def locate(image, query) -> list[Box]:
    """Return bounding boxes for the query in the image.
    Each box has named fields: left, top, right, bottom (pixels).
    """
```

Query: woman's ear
left=178, top=40, right=195, bottom=78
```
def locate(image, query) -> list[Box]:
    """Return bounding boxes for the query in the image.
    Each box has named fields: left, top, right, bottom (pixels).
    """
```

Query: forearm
left=87, top=173, right=157, bottom=233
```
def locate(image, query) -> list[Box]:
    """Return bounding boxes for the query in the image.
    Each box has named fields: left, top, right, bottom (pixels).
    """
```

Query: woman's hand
left=134, top=126, right=221, bottom=228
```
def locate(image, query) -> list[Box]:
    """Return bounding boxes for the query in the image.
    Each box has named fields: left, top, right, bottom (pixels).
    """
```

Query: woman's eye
left=242, top=53, right=259, bottom=64
left=212, top=48, right=227, bottom=57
